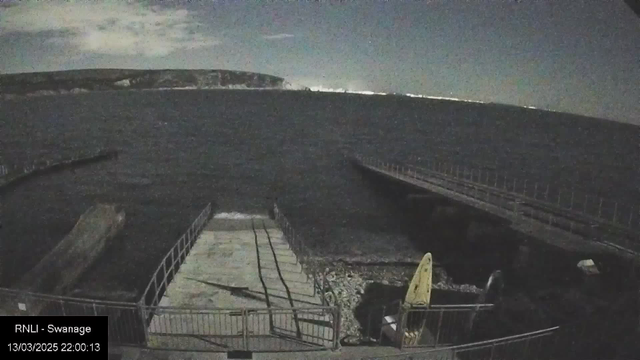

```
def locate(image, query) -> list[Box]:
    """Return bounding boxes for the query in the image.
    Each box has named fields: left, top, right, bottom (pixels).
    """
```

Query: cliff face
left=0, top=69, right=307, bottom=99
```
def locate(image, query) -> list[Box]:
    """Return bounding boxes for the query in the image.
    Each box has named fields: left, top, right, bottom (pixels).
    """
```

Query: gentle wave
left=213, top=212, right=268, bottom=220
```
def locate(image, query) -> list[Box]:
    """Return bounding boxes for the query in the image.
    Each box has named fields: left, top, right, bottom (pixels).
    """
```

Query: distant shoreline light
left=305, top=85, right=551, bottom=111
left=306, top=85, right=485, bottom=104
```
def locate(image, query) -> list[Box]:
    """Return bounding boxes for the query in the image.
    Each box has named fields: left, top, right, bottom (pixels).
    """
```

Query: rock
left=341, top=335, right=361, bottom=346
left=434, top=267, right=452, bottom=284
left=114, top=79, right=131, bottom=87
left=577, top=259, right=600, bottom=275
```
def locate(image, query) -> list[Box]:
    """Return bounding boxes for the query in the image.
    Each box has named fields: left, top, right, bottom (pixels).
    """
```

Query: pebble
left=314, top=260, right=483, bottom=345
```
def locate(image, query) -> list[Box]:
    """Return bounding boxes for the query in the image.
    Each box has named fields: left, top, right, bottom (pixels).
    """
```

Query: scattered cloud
left=0, top=1, right=219, bottom=57
left=261, top=33, right=295, bottom=40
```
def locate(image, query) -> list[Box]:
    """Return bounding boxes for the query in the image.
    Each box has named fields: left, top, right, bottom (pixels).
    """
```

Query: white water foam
left=213, top=212, right=268, bottom=220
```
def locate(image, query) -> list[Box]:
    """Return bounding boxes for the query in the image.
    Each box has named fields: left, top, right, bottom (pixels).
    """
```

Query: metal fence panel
left=144, top=306, right=337, bottom=352
left=0, top=288, right=146, bottom=345
left=362, top=302, right=495, bottom=349
left=361, top=327, right=558, bottom=360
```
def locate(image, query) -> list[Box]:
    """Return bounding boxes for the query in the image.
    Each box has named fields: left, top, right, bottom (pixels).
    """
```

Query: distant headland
left=0, top=69, right=308, bottom=99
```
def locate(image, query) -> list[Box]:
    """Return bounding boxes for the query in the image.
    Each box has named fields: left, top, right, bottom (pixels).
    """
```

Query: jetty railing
left=355, top=155, right=640, bottom=253
left=141, top=203, right=213, bottom=311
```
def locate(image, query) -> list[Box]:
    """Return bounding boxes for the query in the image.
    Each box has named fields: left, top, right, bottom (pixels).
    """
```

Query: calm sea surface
left=0, top=90, right=638, bottom=296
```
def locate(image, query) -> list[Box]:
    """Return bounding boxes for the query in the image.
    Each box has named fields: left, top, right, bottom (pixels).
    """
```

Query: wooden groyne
left=0, top=149, right=118, bottom=191
left=0, top=204, right=125, bottom=316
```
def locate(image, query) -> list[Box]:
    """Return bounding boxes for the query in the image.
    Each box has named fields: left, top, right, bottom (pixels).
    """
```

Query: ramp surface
left=147, top=217, right=335, bottom=351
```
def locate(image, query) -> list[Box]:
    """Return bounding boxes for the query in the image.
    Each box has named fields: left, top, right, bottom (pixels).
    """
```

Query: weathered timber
left=0, top=204, right=125, bottom=315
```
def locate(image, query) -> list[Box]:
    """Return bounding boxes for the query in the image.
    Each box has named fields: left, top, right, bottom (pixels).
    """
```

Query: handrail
left=140, top=203, right=212, bottom=305
left=272, top=203, right=339, bottom=308
left=354, top=155, right=640, bottom=253
left=410, top=162, right=636, bottom=237
left=355, top=154, right=639, bottom=234
left=144, top=305, right=338, bottom=312
left=362, top=326, right=559, bottom=359
left=0, top=286, right=138, bottom=307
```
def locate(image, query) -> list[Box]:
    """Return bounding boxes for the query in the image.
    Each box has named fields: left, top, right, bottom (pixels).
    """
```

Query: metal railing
left=362, top=326, right=559, bottom=360
left=0, top=288, right=147, bottom=345
left=144, top=305, right=340, bottom=351
left=361, top=290, right=639, bottom=360
left=363, top=301, right=495, bottom=349
left=137, top=203, right=341, bottom=351
left=272, top=203, right=339, bottom=309
left=141, top=203, right=212, bottom=309
left=0, top=202, right=343, bottom=352
left=355, top=155, right=640, bottom=253
left=355, top=155, right=639, bottom=230
left=0, top=194, right=635, bottom=354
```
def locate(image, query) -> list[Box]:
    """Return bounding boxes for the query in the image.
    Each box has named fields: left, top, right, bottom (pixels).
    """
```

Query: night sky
left=1, top=0, right=639, bottom=125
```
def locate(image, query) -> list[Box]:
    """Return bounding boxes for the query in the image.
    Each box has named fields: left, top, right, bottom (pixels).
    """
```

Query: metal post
left=598, top=198, right=603, bottom=218
left=570, top=191, right=574, bottom=210
left=138, top=301, right=150, bottom=344
left=333, top=305, right=342, bottom=350
left=398, top=307, right=407, bottom=350
left=434, top=309, right=444, bottom=347
left=242, top=308, right=249, bottom=351
left=584, top=195, right=589, bottom=214
left=545, top=184, right=549, bottom=201
left=152, top=276, right=158, bottom=305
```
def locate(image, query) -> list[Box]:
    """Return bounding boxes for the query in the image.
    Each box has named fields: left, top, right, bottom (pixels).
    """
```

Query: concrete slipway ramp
left=146, top=215, right=336, bottom=351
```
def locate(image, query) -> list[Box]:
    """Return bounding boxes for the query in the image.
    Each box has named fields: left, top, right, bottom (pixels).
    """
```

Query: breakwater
left=0, top=149, right=118, bottom=191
